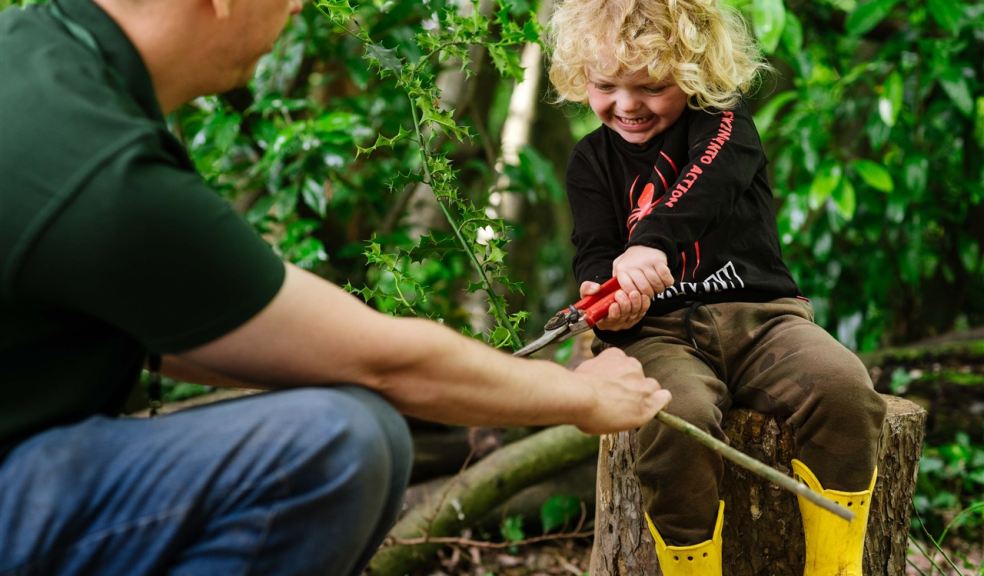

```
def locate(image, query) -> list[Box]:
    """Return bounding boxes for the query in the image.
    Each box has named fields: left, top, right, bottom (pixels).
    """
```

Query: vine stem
left=406, top=93, right=522, bottom=349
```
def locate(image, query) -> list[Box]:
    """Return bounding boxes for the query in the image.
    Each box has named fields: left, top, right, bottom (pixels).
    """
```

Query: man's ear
left=211, top=0, right=231, bottom=19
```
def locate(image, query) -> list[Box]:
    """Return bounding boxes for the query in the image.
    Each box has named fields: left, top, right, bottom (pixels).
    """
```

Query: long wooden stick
left=655, top=411, right=854, bottom=521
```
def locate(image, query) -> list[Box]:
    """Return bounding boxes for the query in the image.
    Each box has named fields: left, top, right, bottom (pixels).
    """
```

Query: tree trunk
left=590, top=395, right=926, bottom=576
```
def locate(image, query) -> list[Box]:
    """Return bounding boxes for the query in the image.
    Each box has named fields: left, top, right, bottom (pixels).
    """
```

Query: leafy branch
left=316, top=0, right=540, bottom=348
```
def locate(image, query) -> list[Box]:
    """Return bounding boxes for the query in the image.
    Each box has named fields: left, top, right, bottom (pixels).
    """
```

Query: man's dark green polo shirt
left=0, top=0, right=286, bottom=452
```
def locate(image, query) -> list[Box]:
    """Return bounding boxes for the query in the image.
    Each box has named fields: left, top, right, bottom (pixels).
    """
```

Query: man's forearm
left=161, top=355, right=261, bottom=389
left=180, top=264, right=667, bottom=433
left=363, top=317, right=597, bottom=428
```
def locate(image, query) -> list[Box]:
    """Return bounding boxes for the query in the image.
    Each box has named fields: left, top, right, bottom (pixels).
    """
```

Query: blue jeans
left=0, top=386, right=412, bottom=576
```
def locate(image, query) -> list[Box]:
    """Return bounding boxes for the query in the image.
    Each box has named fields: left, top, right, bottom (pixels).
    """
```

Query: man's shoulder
left=0, top=5, right=167, bottom=192
left=0, top=5, right=159, bottom=147
left=0, top=6, right=181, bottom=301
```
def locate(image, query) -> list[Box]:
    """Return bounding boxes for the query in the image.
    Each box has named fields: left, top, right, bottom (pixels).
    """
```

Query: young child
left=547, top=1, right=887, bottom=574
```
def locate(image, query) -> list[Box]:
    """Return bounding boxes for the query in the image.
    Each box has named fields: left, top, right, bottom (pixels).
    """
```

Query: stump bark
left=589, top=395, right=926, bottom=576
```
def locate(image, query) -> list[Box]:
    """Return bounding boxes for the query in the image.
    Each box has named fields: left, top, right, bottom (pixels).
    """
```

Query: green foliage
left=914, top=431, right=984, bottom=544
left=307, top=0, right=545, bottom=347
left=137, top=373, right=213, bottom=405
left=500, top=514, right=525, bottom=550
left=741, top=0, right=984, bottom=349
left=539, top=494, right=582, bottom=533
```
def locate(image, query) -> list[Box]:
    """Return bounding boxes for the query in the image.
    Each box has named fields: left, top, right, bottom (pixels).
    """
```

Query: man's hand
left=572, top=348, right=671, bottom=434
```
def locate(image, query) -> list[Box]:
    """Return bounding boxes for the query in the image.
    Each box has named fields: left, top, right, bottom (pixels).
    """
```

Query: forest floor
left=410, top=538, right=982, bottom=575
left=420, top=538, right=592, bottom=575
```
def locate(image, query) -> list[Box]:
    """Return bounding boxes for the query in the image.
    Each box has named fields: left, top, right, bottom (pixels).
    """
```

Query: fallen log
left=367, top=425, right=599, bottom=576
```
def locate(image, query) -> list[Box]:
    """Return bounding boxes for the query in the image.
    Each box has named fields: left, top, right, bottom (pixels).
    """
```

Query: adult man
left=0, top=0, right=670, bottom=574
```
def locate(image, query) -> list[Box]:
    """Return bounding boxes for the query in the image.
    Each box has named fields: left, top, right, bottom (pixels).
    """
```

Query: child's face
left=586, top=68, right=688, bottom=145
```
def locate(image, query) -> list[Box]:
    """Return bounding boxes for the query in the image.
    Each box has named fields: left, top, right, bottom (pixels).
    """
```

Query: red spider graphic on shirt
left=627, top=153, right=676, bottom=237
left=627, top=180, right=662, bottom=237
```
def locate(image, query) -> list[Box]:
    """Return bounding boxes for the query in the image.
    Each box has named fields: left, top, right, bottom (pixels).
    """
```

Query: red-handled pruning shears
left=513, top=278, right=621, bottom=357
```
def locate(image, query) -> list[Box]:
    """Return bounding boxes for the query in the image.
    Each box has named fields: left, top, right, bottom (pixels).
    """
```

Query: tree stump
left=589, top=395, right=926, bottom=576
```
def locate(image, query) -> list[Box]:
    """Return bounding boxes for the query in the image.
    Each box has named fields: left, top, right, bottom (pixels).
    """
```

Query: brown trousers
left=616, top=298, right=887, bottom=546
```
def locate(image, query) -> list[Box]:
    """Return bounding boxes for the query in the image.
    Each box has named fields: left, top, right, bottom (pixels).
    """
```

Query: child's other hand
left=612, top=246, right=675, bottom=298
left=579, top=280, right=650, bottom=331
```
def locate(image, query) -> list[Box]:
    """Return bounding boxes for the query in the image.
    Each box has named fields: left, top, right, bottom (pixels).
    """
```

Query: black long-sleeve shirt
left=566, top=101, right=800, bottom=339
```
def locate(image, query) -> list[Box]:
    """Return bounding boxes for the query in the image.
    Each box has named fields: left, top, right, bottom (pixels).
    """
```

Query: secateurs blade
left=513, top=278, right=622, bottom=357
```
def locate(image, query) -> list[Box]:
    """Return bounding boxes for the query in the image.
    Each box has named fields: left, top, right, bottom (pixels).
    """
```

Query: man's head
left=204, top=0, right=304, bottom=90
left=547, top=0, right=769, bottom=114
left=95, top=0, right=302, bottom=113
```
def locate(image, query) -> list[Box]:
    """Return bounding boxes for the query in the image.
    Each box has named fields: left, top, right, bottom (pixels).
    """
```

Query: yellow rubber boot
left=645, top=500, right=724, bottom=576
left=792, top=459, right=877, bottom=576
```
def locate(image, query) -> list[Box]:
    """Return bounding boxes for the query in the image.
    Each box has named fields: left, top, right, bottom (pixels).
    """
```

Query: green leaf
left=315, top=111, right=360, bottom=134
left=754, top=90, right=797, bottom=136
left=878, top=70, right=903, bottom=127
left=302, top=179, right=328, bottom=217
left=853, top=159, right=894, bottom=192
left=540, top=495, right=582, bottom=533
left=491, top=325, right=512, bottom=347
left=245, top=195, right=275, bottom=225
left=781, top=11, right=803, bottom=54
left=415, top=98, right=470, bottom=141
left=937, top=67, right=974, bottom=117
left=315, top=0, right=354, bottom=26
left=751, top=0, right=786, bottom=53
left=365, top=43, right=404, bottom=74
left=833, top=177, right=857, bottom=219
left=501, top=515, right=525, bottom=543
left=809, top=160, right=843, bottom=208
left=288, top=237, right=329, bottom=269
left=927, top=0, right=964, bottom=34
left=356, top=126, right=414, bottom=156
left=488, top=44, right=525, bottom=82
left=845, top=0, right=901, bottom=36
left=522, top=18, right=541, bottom=43
left=976, top=96, right=984, bottom=149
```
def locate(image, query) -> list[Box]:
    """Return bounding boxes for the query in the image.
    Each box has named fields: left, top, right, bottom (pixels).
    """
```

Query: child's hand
left=579, top=280, right=650, bottom=331
left=612, top=246, right=675, bottom=298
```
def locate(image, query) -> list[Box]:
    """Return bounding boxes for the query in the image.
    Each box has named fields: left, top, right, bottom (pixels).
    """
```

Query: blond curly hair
left=547, top=0, right=770, bottom=110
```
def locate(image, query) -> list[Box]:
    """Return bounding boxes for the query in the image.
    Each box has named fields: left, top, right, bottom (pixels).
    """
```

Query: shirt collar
left=54, top=0, right=165, bottom=123
left=605, top=124, right=667, bottom=158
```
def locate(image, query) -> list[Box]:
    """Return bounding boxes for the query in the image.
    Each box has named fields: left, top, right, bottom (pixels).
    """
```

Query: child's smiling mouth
left=615, top=114, right=655, bottom=127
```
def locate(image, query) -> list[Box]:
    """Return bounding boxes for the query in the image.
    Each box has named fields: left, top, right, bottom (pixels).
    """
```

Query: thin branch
left=905, top=557, right=931, bottom=576
left=915, top=508, right=967, bottom=576
left=656, top=411, right=854, bottom=521
left=908, top=531, right=950, bottom=576
left=391, top=530, right=593, bottom=550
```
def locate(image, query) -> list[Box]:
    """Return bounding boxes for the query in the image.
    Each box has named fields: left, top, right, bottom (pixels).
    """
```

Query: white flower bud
left=475, top=225, right=495, bottom=246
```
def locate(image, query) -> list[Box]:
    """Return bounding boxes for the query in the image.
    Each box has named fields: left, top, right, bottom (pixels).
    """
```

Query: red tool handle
left=573, top=277, right=621, bottom=327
